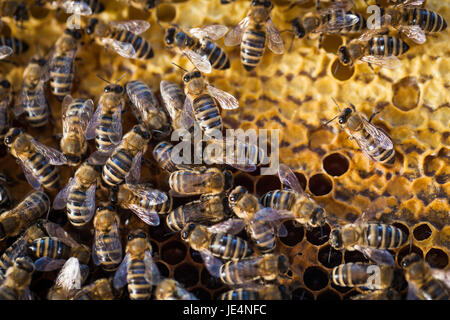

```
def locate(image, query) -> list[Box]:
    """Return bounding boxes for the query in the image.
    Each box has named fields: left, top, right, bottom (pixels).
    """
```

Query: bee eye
left=0, top=80, right=11, bottom=88
left=183, top=76, right=189, bottom=82
left=97, top=205, right=105, bottom=211
left=128, top=234, right=135, bottom=241
left=137, top=232, right=147, bottom=239
left=106, top=205, right=115, bottom=211
left=115, top=86, right=123, bottom=94
left=194, top=71, right=201, bottom=77
left=104, top=86, right=111, bottom=93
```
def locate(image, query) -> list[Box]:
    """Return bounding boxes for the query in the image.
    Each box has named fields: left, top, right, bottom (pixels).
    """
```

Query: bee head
left=338, top=46, right=352, bottom=66
left=329, top=229, right=343, bottom=249
left=338, top=107, right=353, bottom=125
left=4, top=127, right=23, bottom=146
left=86, top=18, right=99, bottom=35
left=128, top=230, right=147, bottom=241
left=183, top=70, right=201, bottom=83
left=181, top=223, right=196, bottom=241
left=228, top=186, right=247, bottom=207
left=223, top=170, right=234, bottom=192
left=65, top=28, right=83, bottom=40
left=0, top=79, right=11, bottom=89
left=292, top=18, right=305, bottom=39
left=252, top=0, right=272, bottom=9
left=104, top=84, right=123, bottom=94
left=133, top=124, right=151, bottom=140
left=401, top=253, right=421, bottom=269
left=164, top=27, right=177, bottom=47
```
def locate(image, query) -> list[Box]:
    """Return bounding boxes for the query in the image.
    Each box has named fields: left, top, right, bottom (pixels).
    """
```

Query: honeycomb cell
left=321, top=35, right=343, bottom=55
left=280, top=220, right=304, bottom=247
left=308, top=173, right=332, bottom=196
left=318, top=244, right=342, bottom=269
left=295, top=172, right=307, bottom=191
left=156, top=3, right=177, bottom=22
left=189, top=248, right=203, bottom=264
left=392, top=77, right=420, bottom=111
left=201, top=268, right=223, bottom=290
left=392, top=222, right=410, bottom=239
left=303, top=267, right=329, bottom=291
left=255, top=175, right=281, bottom=197
left=317, top=289, right=341, bottom=300
left=156, top=262, right=170, bottom=278
left=292, top=287, right=315, bottom=300
left=413, top=223, right=432, bottom=241
left=174, top=263, right=199, bottom=288
left=425, top=248, right=448, bottom=269
left=331, top=59, right=354, bottom=81
left=306, top=223, right=330, bottom=246
left=161, top=241, right=187, bottom=265
left=233, top=173, right=255, bottom=193
left=344, top=250, right=369, bottom=264
left=323, top=152, right=350, bottom=177
left=396, top=245, right=423, bottom=268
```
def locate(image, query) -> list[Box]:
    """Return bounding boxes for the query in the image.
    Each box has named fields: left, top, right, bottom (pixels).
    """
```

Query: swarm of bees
left=0, top=0, right=448, bottom=301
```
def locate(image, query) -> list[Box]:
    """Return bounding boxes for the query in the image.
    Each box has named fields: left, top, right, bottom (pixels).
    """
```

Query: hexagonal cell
left=156, top=3, right=176, bottom=22
left=317, top=289, right=341, bottom=300
left=174, top=263, right=199, bottom=288
left=425, top=248, right=448, bottom=269
left=306, top=223, right=330, bottom=246
left=392, top=77, right=420, bottom=111
left=396, top=245, right=423, bottom=268
left=201, top=268, right=224, bottom=290
left=280, top=220, right=304, bottom=247
left=161, top=241, right=187, bottom=265
left=255, top=175, right=281, bottom=197
left=323, top=153, right=350, bottom=177
left=303, top=267, right=329, bottom=291
left=413, top=223, right=433, bottom=241
left=308, top=173, right=333, bottom=196
left=233, top=173, right=255, bottom=193
left=318, top=244, right=342, bottom=269
left=331, top=59, right=354, bottom=81
left=292, top=287, right=315, bottom=300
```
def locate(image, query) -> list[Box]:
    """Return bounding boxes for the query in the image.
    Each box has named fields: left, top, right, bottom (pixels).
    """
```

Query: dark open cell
left=174, top=263, right=199, bottom=288
left=425, top=248, right=448, bottom=269
left=306, top=223, right=331, bottom=246
left=396, top=245, right=423, bottom=268
left=201, top=268, right=224, bottom=290
left=161, top=241, right=187, bottom=265
left=190, top=248, right=203, bottom=264
left=295, top=172, right=307, bottom=191
left=317, top=289, right=341, bottom=300
left=156, top=262, right=169, bottom=278
left=149, top=222, right=174, bottom=242
left=331, top=59, right=354, bottom=81
left=343, top=290, right=360, bottom=300
left=322, top=35, right=343, bottom=54
left=392, top=222, right=410, bottom=238
left=255, top=175, right=281, bottom=197
left=292, top=287, right=315, bottom=300
left=303, top=267, right=329, bottom=291
left=308, top=173, right=332, bottom=196
left=344, top=250, right=370, bottom=263
left=413, top=223, right=432, bottom=241
left=233, top=173, right=254, bottom=193
left=323, top=153, right=350, bottom=176
left=280, top=220, right=304, bottom=246
left=423, top=155, right=439, bottom=176
left=190, top=287, right=211, bottom=300
left=156, top=3, right=176, bottom=22
left=318, top=244, right=342, bottom=268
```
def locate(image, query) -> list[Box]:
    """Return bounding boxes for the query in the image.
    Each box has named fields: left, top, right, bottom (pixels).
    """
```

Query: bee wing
left=110, top=20, right=150, bottom=35
left=87, top=148, right=114, bottom=165
left=398, top=25, right=426, bottom=44
left=406, top=282, right=420, bottom=300
left=81, top=183, right=96, bottom=224
left=94, top=222, right=122, bottom=265
left=254, top=207, right=294, bottom=222
left=207, top=85, right=239, bottom=110
left=126, top=204, right=161, bottom=226
left=160, top=81, right=185, bottom=119
left=13, top=84, right=26, bottom=117
left=199, top=250, right=222, bottom=278
left=103, top=38, right=137, bottom=59
left=113, top=253, right=130, bottom=289
left=0, top=236, right=27, bottom=274
left=55, top=257, right=83, bottom=291
left=360, top=55, right=402, bottom=69
left=356, top=196, right=388, bottom=223
left=355, top=246, right=395, bottom=266
left=125, top=151, right=142, bottom=185
left=0, top=46, right=13, bottom=59
left=31, top=139, right=67, bottom=165
left=357, top=28, right=386, bottom=42
left=206, top=218, right=246, bottom=235
left=125, top=185, right=168, bottom=205
left=53, top=177, right=76, bottom=210
left=19, top=161, right=42, bottom=190
left=278, top=163, right=306, bottom=195
left=267, top=18, right=285, bottom=54
left=184, top=49, right=212, bottom=74
left=360, top=118, right=394, bottom=150
left=109, top=105, right=122, bottom=145
left=189, top=25, right=229, bottom=41
left=430, top=268, right=450, bottom=288
left=34, top=257, right=67, bottom=272
left=316, top=13, right=360, bottom=32
left=85, top=103, right=102, bottom=140
left=397, top=0, right=424, bottom=8
left=61, top=95, right=74, bottom=118
left=224, top=16, right=250, bottom=46
left=179, top=96, right=195, bottom=131
left=317, top=0, right=354, bottom=13
left=62, top=0, right=93, bottom=15
left=144, top=250, right=161, bottom=285
left=43, top=222, right=80, bottom=248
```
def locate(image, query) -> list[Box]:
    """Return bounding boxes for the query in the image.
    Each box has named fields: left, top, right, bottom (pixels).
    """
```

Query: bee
left=48, top=28, right=82, bottom=102
left=85, top=75, right=125, bottom=155
left=351, top=288, right=401, bottom=300
left=337, top=33, right=409, bottom=69
left=180, top=68, right=239, bottom=137
left=0, top=1, right=30, bottom=28
left=92, top=203, right=123, bottom=271
left=0, top=190, right=50, bottom=241
left=259, top=163, right=327, bottom=229
left=166, top=193, right=231, bottom=232
left=152, top=141, right=183, bottom=173
left=180, top=221, right=253, bottom=262
left=220, top=284, right=291, bottom=300
left=163, top=24, right=230, bottom=73
left=330, top=262, right=394, bottom=290
left=0, top=79, right=13, bottom=142
left=0, top=257, right=34, bottom=300
left=85, top=18, right=154, bottom=60
left=117, top=0, right=159, bottom=11
left=0, top=172, right=12, bottom=210
left=113, top=229, right=160, bottom=300
left=53, top=161, right=100, bottom=227
left=101, top=124, right=151, bottom=187
left=111, top=183, right=172, bottom=226
left=154, top=278, right=198, bottom=300
left=47, top=257, right=89, bottom=300
left=125, top=80, right=171, bottom=138
left=45, top=0, right=105, bottom=15
left=224, top=0, right=284, bottom=71
left=13, top=55, right=50, bottom=128
left=325, top=100, right=396, bottom=166
left=169, top=166, right=234, bottom=196
left=72, top=278, right=115, bottom=300
left=401, top=253, right=450, bottom=300
left=0, top=36, right=29, bottom=59
left=159, top=80, right=185, bottom=131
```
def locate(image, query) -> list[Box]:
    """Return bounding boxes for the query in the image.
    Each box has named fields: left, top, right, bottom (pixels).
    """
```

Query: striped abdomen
left=240, top=28, right=266, bottom=71
left=402, top=8, right=447, bottom=33
left=200, top=40, right=230, bottom=70
left=261, top=189, right=296, bottom=211
left=94, top=233, right=122, bottom=271
left=0, top=238, right=26, bottom=275
left=111, top=28, right=153, bottom=60
left=50, top=55, right=74, bottom=101
left=0, top=37, right=29, bottom=55
left=95, top=112, right=118, bottom=153
left=248, top=220, right=276, bottom=253
left=153, top=141, right=178, bottom=172
left=209, top=233, right=253, bottom=260
left=130, top=193, right=173, bottom=215
left=29, top=237, right=72, bottom=260
left=102, top=149, right=133, bottom=187
left=322, top=10, right=366, bottom=33
left=0, top=286, right=21, bottom=300
left=23, top=87, right=49, bottom=127
left=192, top=94, right=222, bottom=136
left=419, top=278, right=450, bottom=300
left=25, top=152, right=60, bottom=190
left=16, top=191, right=50, bottom=226
left=219, top=259, right=259, bottom=285
left=368, top=36, right=409, bottom=57
left=220, top=289, right=260, bottom=300
left=66, top=187, right=91, bottom=227
left=127, top=258, right=151, bottom=300
left=364, top=223, right=407, bottom=249
left=331, top=263, right=392, bottom=289
left=358, top=126, right=395, bottom=165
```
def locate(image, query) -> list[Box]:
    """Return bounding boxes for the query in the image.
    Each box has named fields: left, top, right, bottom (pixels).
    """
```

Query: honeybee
left=53, top=161, right=100, bottom=227
left=113, top=229, right=160, bottom=300
left=0, top=36, right=29, bottom=59
left=224, top=0, right=284, bottom=71
left=163, top=24, right=230, bottom=73
left=0, top=1, right=30, bottom=28
left=169, top=166, right=234, bottom=196
left=166, top=193, right=231, bottom=232
left=101, top=124, right=151, bottom=187
left=71, top=278, right=115, bottom=300
left=220, top=284, right=291, bottom=300
left=92, top=203, right=123, bottom=272
left=0, top=190, right=50, bottom=241
left=0, top=257, right=34, bottom=300
left=401, top=253, right=450, bottom=300
left=45, top=0, right=105, bottom=15
left=154, top=278, right=198, bottom=300
left=0, top=172, right=12, bottom=210
left=111, top=183, right=171, bottom=226
left=47, top=257, right=89, bottom=300
left=337, top=33, right=409, bottom=69
left=117, top=0, right=159, bottom=11
left=351, top=288, right=401, bottom=300
left=152, top=141, right=185, bottom=173
left=85, top=76, right=125, bottom=155
left=325, top=100, right=396, bottom=166
left=330, top=262, right=394, bottom=290
left=180, top=221, right=253, bottom=262
left=85, top=18, right=154, bottom=60
left=48, top=28, right=82, bottom=101
left=126, top=80, right=171, bottom=138
left=0, top=79, right=12, bottom=142
left=159, top=80, right=185, bottom=131
left=14, top=55, right=50, bottom=128
left=180, top=68, right=239, bottom=137
left=259, top=163, right=327, bottom=229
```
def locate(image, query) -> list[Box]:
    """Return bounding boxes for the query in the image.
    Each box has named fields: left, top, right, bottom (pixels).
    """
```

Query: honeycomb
left=0, top=0, right=448, bottom=300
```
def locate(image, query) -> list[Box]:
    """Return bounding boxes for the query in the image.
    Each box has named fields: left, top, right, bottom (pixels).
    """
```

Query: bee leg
left=318, top=33, right=323, bottom=50
left=367, top=62, right=375, bottom=72
left=368, top=111, right=381, bottom=123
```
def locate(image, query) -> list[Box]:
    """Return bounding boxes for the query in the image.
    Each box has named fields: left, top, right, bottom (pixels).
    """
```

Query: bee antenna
left=171, top=62, right=188, bottom=72
left=96, top=74, right=111, bottom=84
left=328, top=246, right=332, bottom=264
left=321, top=114, right=339, bottom=127
left=331, top=98, right=342, bottom=112
left=116, top=72, right=128, bottom=83
left=288, top=33, right=295, bottom=53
